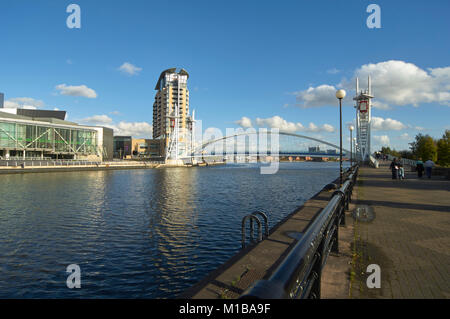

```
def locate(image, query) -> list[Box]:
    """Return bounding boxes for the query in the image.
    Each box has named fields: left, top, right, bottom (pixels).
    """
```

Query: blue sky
left=1, top=0, right=449, bottom=151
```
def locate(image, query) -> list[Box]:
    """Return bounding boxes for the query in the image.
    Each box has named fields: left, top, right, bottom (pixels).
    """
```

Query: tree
left=437, top=130, right=450, bottom=167
left=410, top=134, right=437, bottom=161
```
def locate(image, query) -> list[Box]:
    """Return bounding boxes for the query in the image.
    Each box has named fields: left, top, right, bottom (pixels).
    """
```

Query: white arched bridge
left=187, top=131, right=350, bottom=159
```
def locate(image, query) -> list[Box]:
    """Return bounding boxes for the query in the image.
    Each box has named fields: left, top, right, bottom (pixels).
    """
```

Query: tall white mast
left=353, top=76, right=374, bottom=162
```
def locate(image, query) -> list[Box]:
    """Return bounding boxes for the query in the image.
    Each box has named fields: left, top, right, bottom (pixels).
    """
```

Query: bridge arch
left=194, top=131, right=350, bottom=154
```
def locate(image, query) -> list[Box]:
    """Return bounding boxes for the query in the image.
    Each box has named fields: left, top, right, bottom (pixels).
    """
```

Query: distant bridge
left=190, top=131, right=350, bottom=157
left=198, top=152, right=346, bottom=158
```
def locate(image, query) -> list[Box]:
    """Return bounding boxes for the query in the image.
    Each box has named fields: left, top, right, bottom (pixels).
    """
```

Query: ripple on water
left=0, top=162, right=345, bottom=298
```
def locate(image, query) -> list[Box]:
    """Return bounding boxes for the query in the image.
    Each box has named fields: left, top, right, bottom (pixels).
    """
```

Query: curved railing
left=239, top=165, right=358, bottom=299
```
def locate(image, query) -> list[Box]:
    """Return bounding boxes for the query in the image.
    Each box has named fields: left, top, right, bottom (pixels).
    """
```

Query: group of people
left=390, top=157, right=435, bottom=180
left=416, top=158, right=435, bottom=179
left=390, top=158, right=405, bottom=180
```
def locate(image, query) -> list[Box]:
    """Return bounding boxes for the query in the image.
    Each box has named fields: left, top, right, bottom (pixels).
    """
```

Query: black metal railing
left=239, top=165, right=358, bottom=299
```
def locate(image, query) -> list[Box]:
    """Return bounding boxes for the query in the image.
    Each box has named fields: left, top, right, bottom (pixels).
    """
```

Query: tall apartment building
left=153, top=68, right=194, bottom=159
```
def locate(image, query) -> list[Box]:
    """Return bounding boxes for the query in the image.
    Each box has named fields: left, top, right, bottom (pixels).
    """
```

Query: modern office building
left=0, top=109, right=113, bottom=160
left=153, top=68, right=194, bottom=160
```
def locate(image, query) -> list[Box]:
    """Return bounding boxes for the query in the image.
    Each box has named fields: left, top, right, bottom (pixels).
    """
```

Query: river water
left=0, top=162, right=346, bottom=298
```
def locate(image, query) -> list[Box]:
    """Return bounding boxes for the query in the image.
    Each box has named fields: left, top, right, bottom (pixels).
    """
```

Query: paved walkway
left=349, top=166, right=450, bottom=298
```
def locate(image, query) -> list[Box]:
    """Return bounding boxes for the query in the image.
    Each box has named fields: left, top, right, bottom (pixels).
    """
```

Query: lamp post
left=349, top=125, right=354, bottom=167
left=336, top=89, right=346, bottom=186
left=353, top=137, right=357, bottom=164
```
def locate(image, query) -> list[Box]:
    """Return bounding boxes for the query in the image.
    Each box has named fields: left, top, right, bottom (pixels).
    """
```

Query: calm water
left=0, top=162, right=345, bottom=298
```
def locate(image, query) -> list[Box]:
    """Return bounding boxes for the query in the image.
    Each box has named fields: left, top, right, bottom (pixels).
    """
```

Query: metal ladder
left=241, top=210, right=269, bottom=248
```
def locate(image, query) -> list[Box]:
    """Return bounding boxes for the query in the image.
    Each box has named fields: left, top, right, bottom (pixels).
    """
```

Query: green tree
left=410, top=134, right=437, bottom=161
left=437, top=130, right=450, bottom=167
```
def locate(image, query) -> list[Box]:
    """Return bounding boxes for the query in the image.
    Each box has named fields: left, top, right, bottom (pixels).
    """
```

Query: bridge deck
left=349, top=165, right=450, bottom=298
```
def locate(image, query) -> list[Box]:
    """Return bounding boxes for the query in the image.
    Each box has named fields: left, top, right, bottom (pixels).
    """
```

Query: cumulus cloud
left=294, top=60, right=450, bottom=109
left=294, top=84, right=340, bottom=108
left=371, top=117, right=406, bottom=131
left=237, top=115, right=335, bottom=133
left=372, top=100, right=390, bottom=110
left=55, top=84, right=97, bottom=98
left=79, top=114, right=153, bottom=138
left=4, top=97, right=45, bottom=109
left=255, top=116, right=300, bottom=132
left=113, top=121, right=153, bottom=138
left=354, top=60, right=450, bottom=107
left=373, top=135, right=390, bottom=146
left=118, top=62, right=143, bottom=76
left=81, top=114, right=113, bottom=124
left=235, top=116, right=252, bottom=128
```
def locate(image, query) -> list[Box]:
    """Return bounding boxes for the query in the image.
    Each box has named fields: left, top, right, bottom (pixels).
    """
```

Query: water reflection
left=0, top=162, right=344, bottom=298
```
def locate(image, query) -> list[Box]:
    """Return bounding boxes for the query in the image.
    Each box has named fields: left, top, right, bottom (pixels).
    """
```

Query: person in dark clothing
left=416, top=158, right=424, bottom=178
left=390, top=158, right=398, bottom=179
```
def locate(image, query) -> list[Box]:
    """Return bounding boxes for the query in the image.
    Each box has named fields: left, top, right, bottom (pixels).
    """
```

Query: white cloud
left=327, top=68, right=341, bottom=74
left=55, top=84, right=97, bottom=98
left=81, top=114, right=113, bottom=125
left=354, top=60, right=450, bottom=107
left=372, top=100, right=390, bottom=110
left=400, top=133, right=410, bottom=140
left=79, top=114, right=152, bottom=138
left=295, top=84, right=340, bottom=108
left=235, top=116, right=252, bottom=128
left=4, top=97, right=45, bottom=109
left=322, top=123, right=335, bottom=132
left=371, top=117, right=406, bottom=131
left=295, top=60, right=450, bottom=109
left=237, top=115, right=335, bottom=133
left=255, top=116, right=300, bottom=132
left=118, top=62, right=142, bottom=76
left=373, top=135, right=390, bottom=146
left=113, top=121, right=152, bottom=138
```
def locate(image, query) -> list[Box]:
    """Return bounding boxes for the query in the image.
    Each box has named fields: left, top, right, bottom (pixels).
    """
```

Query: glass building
left=0, top=110, right=110, bottom=160
left=113, top=136, right=132, bottom=158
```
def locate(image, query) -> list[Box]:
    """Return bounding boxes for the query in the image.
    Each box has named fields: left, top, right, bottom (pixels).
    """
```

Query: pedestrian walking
left=424, top=159, right=435, bottom=179
left=398, top=161, right=405, bottom=180
left=416, top=158, right=424, bottom=178
left=390, top=158, right=398, bottom=179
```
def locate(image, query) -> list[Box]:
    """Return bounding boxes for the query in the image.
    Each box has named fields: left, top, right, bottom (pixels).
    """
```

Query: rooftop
left=154, top=68, right=189, bottom=90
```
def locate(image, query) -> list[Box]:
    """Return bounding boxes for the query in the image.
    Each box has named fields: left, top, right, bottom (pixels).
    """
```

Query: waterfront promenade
left=345, top=165, right=450, bottom=298
left=185, top=163, right=450, bottom=299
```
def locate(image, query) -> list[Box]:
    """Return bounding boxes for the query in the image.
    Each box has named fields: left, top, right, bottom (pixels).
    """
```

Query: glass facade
left=113, top=136, right=132, bottom=158
left=0, top=120, right=97, bottom=155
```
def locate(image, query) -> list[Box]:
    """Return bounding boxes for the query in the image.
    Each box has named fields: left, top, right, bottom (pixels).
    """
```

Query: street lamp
left=349, top=125, right=354, bottom=167
left=336, top=89, right=346, bottom=186
left=353, top=137, right=357, bottom=163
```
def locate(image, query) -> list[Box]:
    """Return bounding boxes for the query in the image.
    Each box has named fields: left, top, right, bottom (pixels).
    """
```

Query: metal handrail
left=240, top=165, right=358, bottom=299
left=241, top=214, right=263, bottom=249
left=251, top=210, right=269, bottom=238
